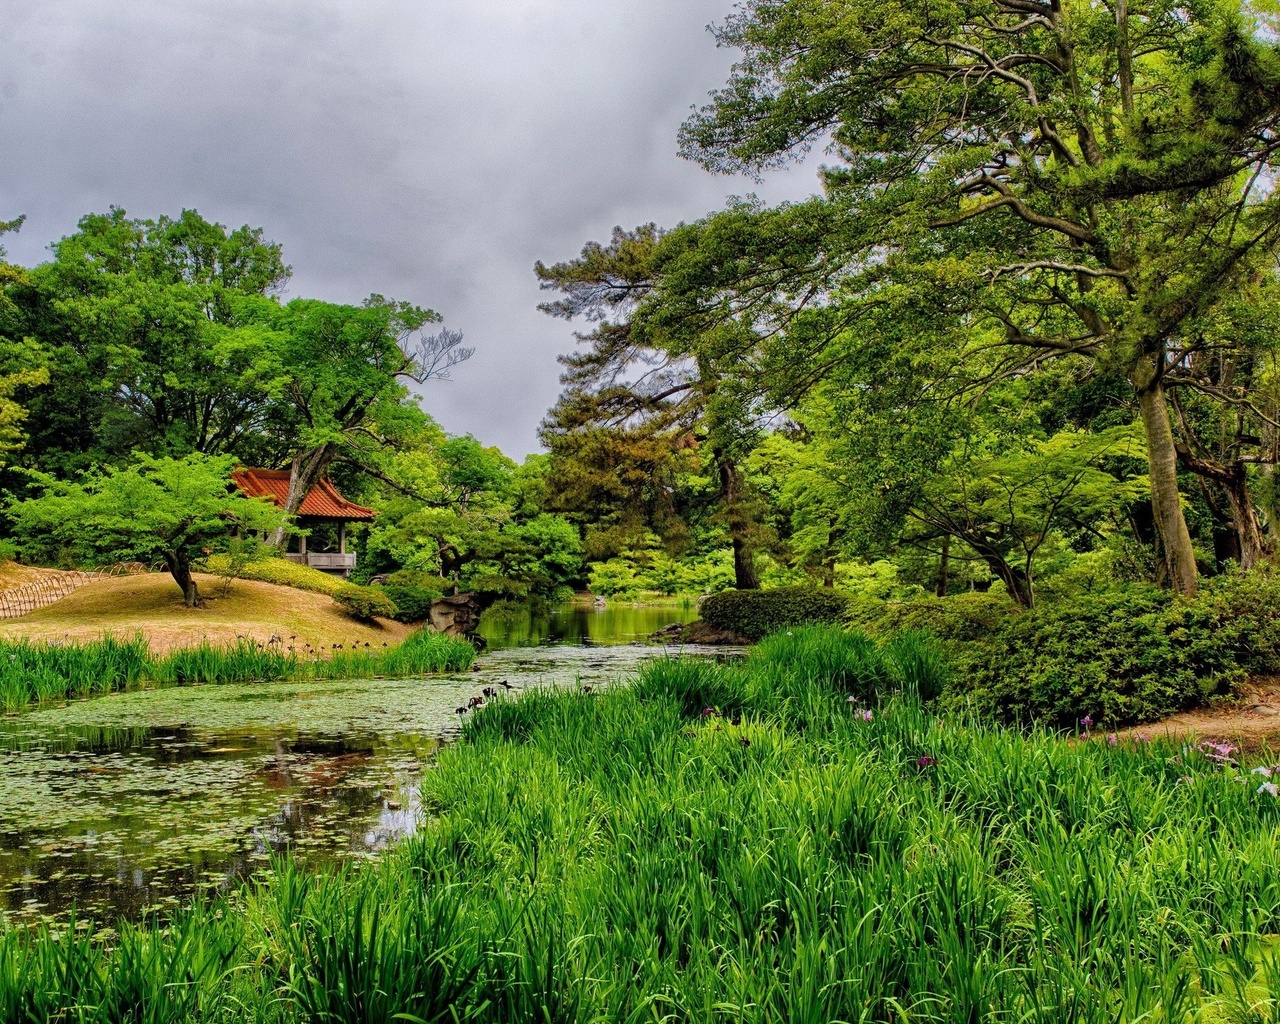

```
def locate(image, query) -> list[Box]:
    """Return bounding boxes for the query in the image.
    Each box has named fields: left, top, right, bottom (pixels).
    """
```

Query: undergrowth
left=5, top=626, right=1280, bottom=1020
left=0, top=629, right=475, bottom=711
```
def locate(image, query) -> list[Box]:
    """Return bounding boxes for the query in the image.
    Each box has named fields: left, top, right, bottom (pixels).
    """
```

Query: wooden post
left=298, top=532, right=307, bottom=557
left=338, top=522, right=346, bottom=555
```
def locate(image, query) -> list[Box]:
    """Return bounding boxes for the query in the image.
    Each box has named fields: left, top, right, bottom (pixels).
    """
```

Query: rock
left=429, top=594, right=484, bottom=637
left=649, top=620, right=753, bottom=646
left=650, top=622, right=687, bottom=641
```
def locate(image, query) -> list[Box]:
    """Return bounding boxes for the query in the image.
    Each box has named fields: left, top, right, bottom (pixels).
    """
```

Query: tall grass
left=0, top=629, right=475, bottom=711
left=5, top=625, right=1280, bottom=1020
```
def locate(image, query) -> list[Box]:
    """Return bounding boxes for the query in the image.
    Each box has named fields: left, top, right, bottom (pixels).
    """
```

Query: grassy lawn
left=0, top=573, right=413, bottom=654
left=5, top=627, right=1280, bottom=1021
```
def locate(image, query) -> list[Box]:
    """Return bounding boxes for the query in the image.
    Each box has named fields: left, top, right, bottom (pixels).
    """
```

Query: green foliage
left=586, top=557, right=644, bottom=598
left=8, top=452, right=289, bottom=604
left=0, top=634, right=151, bottom=712
left=333, top=583, right=399, bottom=623
left=849, top=592, right=1017, bottom=645
left=379, top=585, right=439, bottom=623
left=843, top=569, right=1280, bottom=726
left=199, top=552, right=350, bottom=596
left=699, top=585, right=849, bottom=640
left=10, top=633, right=1280, bottom=1020
left=958, top=588, right=1237, bottom=726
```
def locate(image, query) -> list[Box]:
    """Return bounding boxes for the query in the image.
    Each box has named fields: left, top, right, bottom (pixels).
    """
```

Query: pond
left=0, top=603, right=717, bottom=926
left=476, top=598, right=699, bottom=650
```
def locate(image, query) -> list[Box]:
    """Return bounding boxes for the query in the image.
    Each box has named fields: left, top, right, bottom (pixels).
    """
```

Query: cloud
left=0, top=0, right=818, bottom=457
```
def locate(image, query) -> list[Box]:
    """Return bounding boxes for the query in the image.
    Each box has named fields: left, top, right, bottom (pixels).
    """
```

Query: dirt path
left=1112, top=678, right=1280, bottom=751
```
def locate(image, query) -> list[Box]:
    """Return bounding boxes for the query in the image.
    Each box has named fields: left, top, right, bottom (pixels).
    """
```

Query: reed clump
left=5, top=625, right=1280, bottom=1020
left=0, top=629, right=475, bottom=711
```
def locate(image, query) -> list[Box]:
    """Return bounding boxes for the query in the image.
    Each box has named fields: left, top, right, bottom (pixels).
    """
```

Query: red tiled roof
left=231, top=468, right=377, bottom=520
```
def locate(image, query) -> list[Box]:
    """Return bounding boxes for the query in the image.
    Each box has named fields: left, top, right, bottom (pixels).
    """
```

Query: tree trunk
left=1134, top=371, right=1199, bottom=595
left=268, top=444, right=336, bottom=547
left=969, top=539, right=1033, bottom=608
left=719, top=459, right=760, bottom=590
left=165, top=553, right=200, bottom=607
left=935, top=535, right=951, bottom=598
left=1222, top=466, right=1269, bottom=570
left=731, top=534, right=760, bottom=591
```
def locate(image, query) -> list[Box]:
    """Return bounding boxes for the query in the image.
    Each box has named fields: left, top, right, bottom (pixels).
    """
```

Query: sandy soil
left=1111, top=677, right=1280, bottom=752
left=0, top=573, right=414, bottom=654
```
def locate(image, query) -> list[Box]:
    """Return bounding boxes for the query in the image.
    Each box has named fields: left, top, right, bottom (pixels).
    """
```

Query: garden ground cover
left=4, top=626, right=1280, bottom=1021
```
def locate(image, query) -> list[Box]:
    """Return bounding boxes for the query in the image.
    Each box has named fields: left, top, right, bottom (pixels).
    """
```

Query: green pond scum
left=0, top=629, right=476, bottom=713
left=3, top=626, right=1280, bottom=1020
left=0, top=641, right=710, bottom=927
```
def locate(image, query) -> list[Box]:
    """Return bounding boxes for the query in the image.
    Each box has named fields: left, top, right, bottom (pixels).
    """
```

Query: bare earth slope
left=0, top=573, right=412, bottom=654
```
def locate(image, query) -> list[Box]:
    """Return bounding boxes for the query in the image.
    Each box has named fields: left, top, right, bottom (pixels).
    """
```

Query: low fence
left=0, top=562, right=155, bottom=621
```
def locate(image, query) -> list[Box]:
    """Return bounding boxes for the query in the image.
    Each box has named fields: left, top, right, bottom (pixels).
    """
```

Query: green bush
left=699, top=586, right=849, bottom=641
left=946, top=568, right=1280, bottom=727
left=379, top=585, right=440, bottom=623
left=333, top=584, right=399, bottom=623
left=958, top=586, right=1232, bottom=727
left=201, top=553, right=350, bottom=596
left=848, top=592, right=1015, bottom=644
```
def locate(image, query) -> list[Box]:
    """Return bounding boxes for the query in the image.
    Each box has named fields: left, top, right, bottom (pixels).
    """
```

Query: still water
left=0, top=603, right=709, bottom=925
left=476, top=599, right=698, bottom=650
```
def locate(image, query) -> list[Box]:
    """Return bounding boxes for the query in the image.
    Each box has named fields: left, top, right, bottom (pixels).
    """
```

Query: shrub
left=380, top=585, right=440, bottom=623
left=699, top=586, right=849, bottom=641
left=848, top=592, right=1015, bottom=644
left=333, top=584, right=399, bottom=623
left=959, top=586, right=1238, bottom=727
left=200, top=553, right=350, bottom=596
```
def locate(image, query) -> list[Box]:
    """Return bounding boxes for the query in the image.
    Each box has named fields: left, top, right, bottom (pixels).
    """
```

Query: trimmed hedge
left=848, top=591, right=1014, bottom=644
left=333, top=584, right=399, bottom=623
left=699, top=586, right=849, bottom=641
left=200, top=554, right=350, bottom=596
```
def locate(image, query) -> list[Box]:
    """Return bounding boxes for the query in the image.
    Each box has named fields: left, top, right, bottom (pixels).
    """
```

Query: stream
left=0, top=602, right=720, bottom=925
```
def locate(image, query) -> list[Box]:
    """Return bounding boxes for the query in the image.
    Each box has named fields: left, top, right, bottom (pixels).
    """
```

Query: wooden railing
left=283, top=552, right=356, bottom=572
left=0, top=562, right=155, bottom=621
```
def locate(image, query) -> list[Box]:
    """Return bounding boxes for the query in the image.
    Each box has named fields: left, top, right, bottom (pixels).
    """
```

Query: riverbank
left=0, top=629, right=475, bottom=713
left=5, top=627, right=1279, bottom=1019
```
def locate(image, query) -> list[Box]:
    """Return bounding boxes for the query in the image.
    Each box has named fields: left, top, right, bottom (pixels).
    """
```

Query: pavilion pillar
left=338, top=522, right=347, bottom=555
left=298, top=532, right=307, bottom=557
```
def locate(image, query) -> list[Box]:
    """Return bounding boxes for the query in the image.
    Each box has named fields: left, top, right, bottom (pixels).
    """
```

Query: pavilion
left=231, top=467, right=376, bottom=576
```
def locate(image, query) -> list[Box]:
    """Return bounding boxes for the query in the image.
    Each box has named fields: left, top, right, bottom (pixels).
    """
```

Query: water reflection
left=477, top=600, right=698, bottom=650
left=0, top=605, right=716, bottom=925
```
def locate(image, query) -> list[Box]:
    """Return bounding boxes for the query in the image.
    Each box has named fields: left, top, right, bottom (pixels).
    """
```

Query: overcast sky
left=0, top=1, right=819, bottom=458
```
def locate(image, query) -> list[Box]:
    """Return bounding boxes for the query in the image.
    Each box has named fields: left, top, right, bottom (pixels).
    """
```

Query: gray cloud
left=0, top=0, right=818, bottom=457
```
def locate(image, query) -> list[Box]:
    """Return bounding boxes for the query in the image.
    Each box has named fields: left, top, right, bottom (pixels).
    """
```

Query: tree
left=536, top=226, right=770, bottom=588
left=265, top=295, right=472, bottom=527
left=15, top=208, right=291, bottom=472
left=666, top=0, right=1280, bottom=595
left=8, top=453, right=288, bottom=605
left=0, top=217, right=49, bottom=470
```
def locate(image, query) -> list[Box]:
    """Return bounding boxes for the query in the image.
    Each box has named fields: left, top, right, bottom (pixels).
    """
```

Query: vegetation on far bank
left=6, top=628, right=1280, bottom=1020
left=0, top=627, right=475, bottom=714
